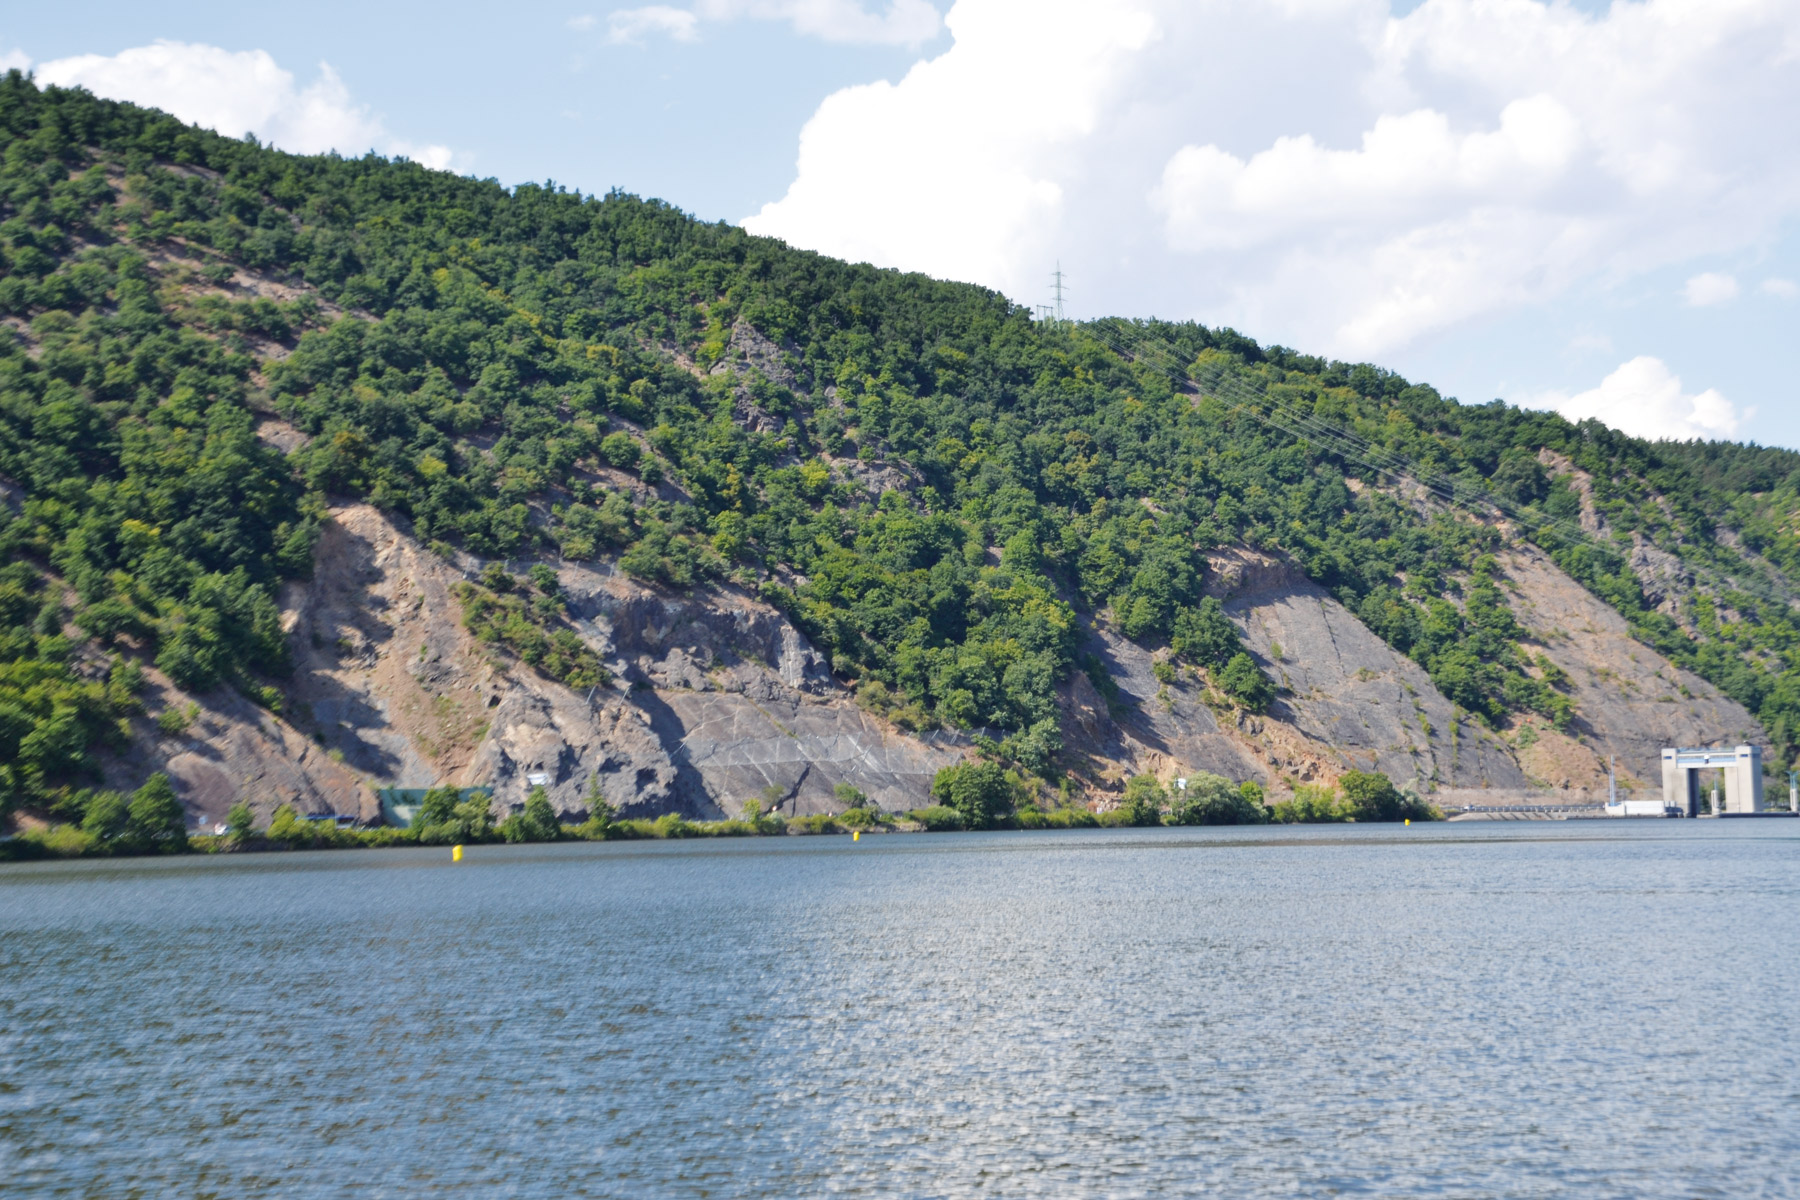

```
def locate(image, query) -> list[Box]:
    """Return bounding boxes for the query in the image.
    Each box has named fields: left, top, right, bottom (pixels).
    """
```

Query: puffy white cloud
left=599, top=1, right=940, bottom=46
left=0, top=47, right=29, bottom=73
left=1156, top=96, right=1583, bottom=253
left=1763, top=277, right=1799, bottom=299
left=747, top=0, right=1800, bottom=360
left=1532, top=357, right=1747, bottom=443
left=746, top=0, right=1155, bottom=287
left=31, top=41, right=456, bottom=169
left=1683, top=271, right=1739, bottom=307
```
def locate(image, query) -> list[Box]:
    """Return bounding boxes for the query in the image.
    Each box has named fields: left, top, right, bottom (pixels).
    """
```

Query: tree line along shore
left=0, top=764, right=1437, bottom=861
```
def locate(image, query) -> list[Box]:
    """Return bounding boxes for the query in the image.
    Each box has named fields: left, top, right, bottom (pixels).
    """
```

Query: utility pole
left=1608, top=755, right=1616, bottom=807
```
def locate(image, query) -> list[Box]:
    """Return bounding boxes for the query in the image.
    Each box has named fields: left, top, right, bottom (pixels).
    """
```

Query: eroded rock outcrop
left=133, top=502, right=1772, bottom=825
left=1062, top=550, right=1527, bottom=799
left=1499, top=545, right=1764, bottom=790
left=273, top=505, right=960, bottom=820
left=96, top=669, right=366, bottom=829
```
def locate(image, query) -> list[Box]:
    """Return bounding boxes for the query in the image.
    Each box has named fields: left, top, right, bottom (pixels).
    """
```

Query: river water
left=2, top=822, right=1796, bottom=1197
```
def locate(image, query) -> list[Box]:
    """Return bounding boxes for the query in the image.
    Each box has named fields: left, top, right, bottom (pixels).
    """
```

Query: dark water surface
left=3, top=823, right=1797, bottom=1197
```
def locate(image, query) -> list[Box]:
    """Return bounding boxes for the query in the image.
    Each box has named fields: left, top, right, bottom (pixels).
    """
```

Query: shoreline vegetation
left=0, top=767, right=1438, bottom=862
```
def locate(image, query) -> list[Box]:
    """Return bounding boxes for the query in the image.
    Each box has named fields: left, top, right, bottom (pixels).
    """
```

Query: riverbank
left=0, top=803, right=1199, bottom=861
left=1, top=799, right=1446, bottom=862
left=2, top=768, right=1442, bottom=863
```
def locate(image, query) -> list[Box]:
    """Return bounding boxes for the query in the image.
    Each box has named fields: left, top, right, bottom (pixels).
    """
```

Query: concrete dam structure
left=1661, top=745, right=1764, bottom=817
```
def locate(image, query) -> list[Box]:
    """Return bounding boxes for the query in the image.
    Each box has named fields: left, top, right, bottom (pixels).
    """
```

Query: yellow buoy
left=853, top=830, right=860, bottom=842
left=1404, top=819, right=1410, bottom=826
left=452, top=844, right=464, bottom=862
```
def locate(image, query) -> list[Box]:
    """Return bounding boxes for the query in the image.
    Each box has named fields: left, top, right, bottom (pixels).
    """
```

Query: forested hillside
left=2, top=72, right=1796, bottom=826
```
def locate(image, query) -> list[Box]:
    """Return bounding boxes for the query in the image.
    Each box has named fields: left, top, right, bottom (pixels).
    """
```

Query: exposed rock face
left=1628, top=536, right=1692, bottom=618
left=708, top=318, right=807, bottom=435
left=281, top=505, right=497, bottom=808
left=270, top=505, right=960, bottom=821
left=1498, top=545, right=1765, bottom=789
left=1536, top=449, right=1608, bottom=534
left=1215, top=550, right=1527, bottom=793
left=96, top=670, right=366, bottom=830
left=124, top=502, right=1771, bottom=826
left=1062, top=550, right=1525, bottom=798
left=709, top=316, right=807, bottom=398
left=1056, top=623, right=1272, bottom=796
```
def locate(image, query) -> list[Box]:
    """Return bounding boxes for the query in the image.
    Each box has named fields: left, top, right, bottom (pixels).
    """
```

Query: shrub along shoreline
left=0, top=768, right=1437, bottom=862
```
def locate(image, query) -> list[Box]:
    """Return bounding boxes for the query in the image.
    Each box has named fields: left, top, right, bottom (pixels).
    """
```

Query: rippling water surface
left=3, top=822, right=1797, bottom=1197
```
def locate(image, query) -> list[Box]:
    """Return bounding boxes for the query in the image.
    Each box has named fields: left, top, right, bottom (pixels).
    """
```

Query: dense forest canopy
left=4, top=71, right=1800, bottom=822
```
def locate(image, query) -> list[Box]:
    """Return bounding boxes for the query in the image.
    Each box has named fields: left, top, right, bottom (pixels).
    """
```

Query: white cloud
left=1763, top=277, right=1799, bottom=299
left=1156, top=96, right=1583, bottom=254
left=607, top=6, right=701, bottom=42
left=568, top=14, right=601, bottom=30
left=746, top=0, right=1155, bottom=285
left=746, top=0, right=1800, bottom=360
left=0, top=47, right=29, bottom=73
left=601, top=1, right=940, bottom=45
left=31, top=41, right=456, bottom=169
left=1683, top=271, right=1739, bottom=307
left=1531, top=357, right=1747, bottom=443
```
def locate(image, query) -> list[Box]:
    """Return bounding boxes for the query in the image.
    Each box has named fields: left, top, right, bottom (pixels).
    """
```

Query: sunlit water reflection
left=3, top=822, right=1796, bottom=1197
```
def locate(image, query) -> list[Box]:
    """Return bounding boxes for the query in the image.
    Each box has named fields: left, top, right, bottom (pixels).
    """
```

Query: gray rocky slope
left=109, top=498, right=1760, bottom=829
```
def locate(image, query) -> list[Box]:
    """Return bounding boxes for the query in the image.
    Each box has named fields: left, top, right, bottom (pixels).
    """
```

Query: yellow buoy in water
left=853, top=830, right=860, bottom=842
left=452, top=844, right=464, bottom=862
left=1404, top=819, right=1410, bottom=826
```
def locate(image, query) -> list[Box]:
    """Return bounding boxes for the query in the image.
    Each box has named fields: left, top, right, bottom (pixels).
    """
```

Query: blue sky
left=6, top=1, right=1798, bottom=448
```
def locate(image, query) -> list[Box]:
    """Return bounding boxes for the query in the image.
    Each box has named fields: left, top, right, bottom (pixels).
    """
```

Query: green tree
left=600, top=431, right=640, bottom=469
left=1172, top=598, right=1240, bottom=667
left=574, top=775, right=617, bottom=838
left=267, top=804, right=302, bottom=842
left=1119, top=774, right=1167, bottom=826
left=929, top=761, right=1014, bottom=830
left=226, top=800, right=255, bottom=843
left=1271, top=784, right=1350, bottom=824
left=507, top=786, right=560, bottom=842
left=80, top=791, right=129, bottom=846
left=1169, top=772, right=1266, bottom=825
left=415, top=785, right=461, bottom=827
left=1339, top=770, right=1402, bottom=821
left=449, top=795, right=496, bottom=843
left=125, top=772, right=188, bottom=852
left=1003, top=718, right=1062, bottom=775
left=1337, top=770, right=1436, bottom=821
left=1217, top=652, right=1273, bottom=711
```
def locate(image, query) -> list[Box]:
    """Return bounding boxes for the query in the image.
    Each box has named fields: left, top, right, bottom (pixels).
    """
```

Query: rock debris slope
left=121, top=501, right=1767, bottom=826
left=69, top=274, right=1760, bottom=823
left=266, top=504, right=961, bottom=824
left=1059, top=550, right=1524, bottom=797
left=1497, top=545, right=1763, bottom=796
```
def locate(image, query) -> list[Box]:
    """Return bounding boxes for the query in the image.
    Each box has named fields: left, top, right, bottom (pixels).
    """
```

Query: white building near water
left=1607, top=799, right=1673, bottom=818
